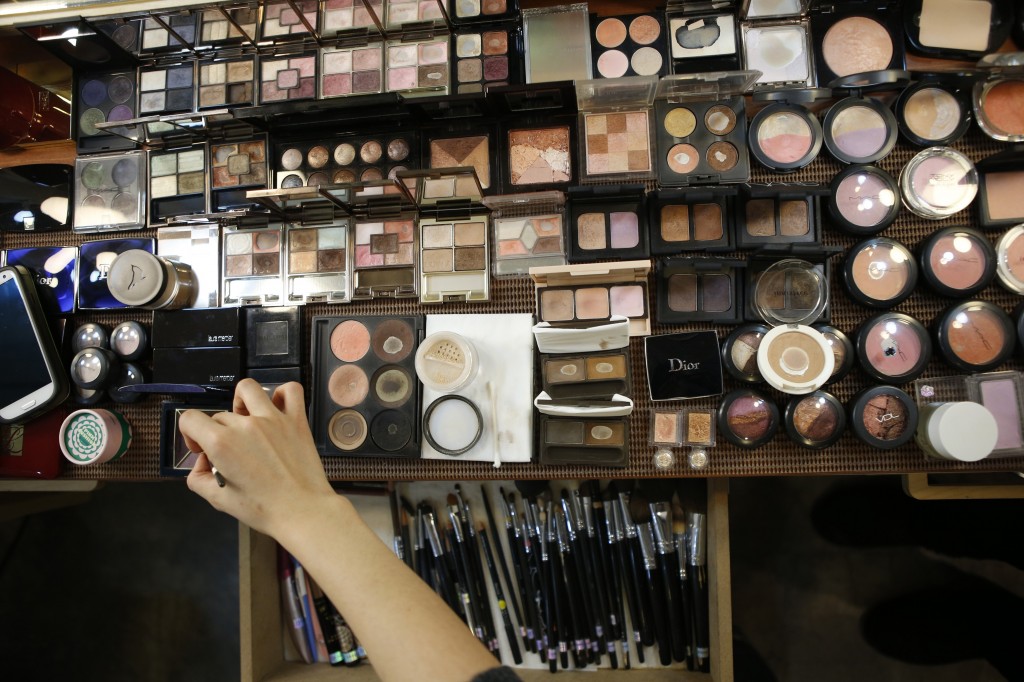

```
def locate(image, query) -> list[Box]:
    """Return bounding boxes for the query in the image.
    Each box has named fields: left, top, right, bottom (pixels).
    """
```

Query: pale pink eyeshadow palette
left=385, top=38, right=450, bottom=95
left=320, top=45, right=384, bottom=98
left=261, top=0, right=318, bottom=38
left=259, top=54, right=317, bottom=103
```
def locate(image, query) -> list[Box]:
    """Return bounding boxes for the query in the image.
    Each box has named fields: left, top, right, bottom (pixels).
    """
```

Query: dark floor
left=0, top=476, right=1021, bottom=681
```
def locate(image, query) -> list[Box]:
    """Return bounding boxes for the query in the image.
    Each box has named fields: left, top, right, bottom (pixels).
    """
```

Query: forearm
left=274, top=492, right=497, bottom=682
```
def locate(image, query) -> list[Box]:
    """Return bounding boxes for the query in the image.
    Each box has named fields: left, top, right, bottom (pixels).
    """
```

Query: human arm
left=179, top=379, right=499, bottom=682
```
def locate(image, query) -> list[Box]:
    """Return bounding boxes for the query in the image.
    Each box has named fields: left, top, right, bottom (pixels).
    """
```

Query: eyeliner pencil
left=499, top=489, right=536, bottom=653
left=520, top=495, right=547, bottom=656
left=480, top=527, right=524, bottom=664
left=454, top=490, right=499, bottom=654
left=560, top=492, right=599, bottom=664
left=611, top=495, right=649, bottom=660
left=446, top=502, right=488, bottom=649
left=555, top=507, right=589, bottom=668
left=481, top=486, right=527, bottom=648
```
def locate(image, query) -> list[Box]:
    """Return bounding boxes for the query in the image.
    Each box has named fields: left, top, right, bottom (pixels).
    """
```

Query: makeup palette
left=148, top=145, right=209, bottom=226
left=139, top=14, right=198, bottom=53
left=740, top=6, right=814, bottom=90
left=522, top=4, right=593, bottom=83
left=746, top=251, right=837, bottom=324
left=383, top=0, right=445, bottom=28
left=747, top=88, right=828, bottom=172
left=139, top=63, right=196, bottom=115
left=855, top=312, right=932, bottom=383
left=935, top=300, right=1015, bottom=373
left=848, top=385, right=917, bottom=450
left=344, top=178, right=419, bottom=299
left=384, top=37, right=451, bottom=96
left=567, top=185, right=648, bottom=263
left=321, top=0, right=380, bottom=36
left=209, top=137, right=269, bottom=213
left=198, top=57, right=256, bottom=109
left=502, top=120, right=575, bottom=192
left=822, top=71, right=905, bottom=166
left=449, top=0, right=518, bottom=24
left=975, top=148, right=1024, bottom=231
left=656, top=257, right=744, bottom=325
left=903, top=0, right=1014, bottom=61
left=667, top=8, right=740, bottom=72
left=259, top=53, right=317, bottom=103
left=428, top=129, right=495, bottom=191
left=483, top=190, right=567, bottom=275
left=311, top=315, right=423, bottom=458
left=275, top=133, right=419, bottom=188
left=538, top=415, right=628, bottom=467
left=286, top=222, right=351, bottom=304
left=895, top=74, right=972, bottom=148
left=221, top=225, right=285, bottom=306
left=809, top=1, right=905, bottom=85
left=530, top=260, right=652, bottom=337
left=654, top=72, right=756, bottom=186
left=73, top=151, right=147, bottom=233
left=827, top=165, right=900, bottom=236
left=261, top=0, right=318, bottom=39
left=452, top=24, right=521, bottom=94
left=197, top=6, right=259, bottom=46
left=320, top=45, right=385, bottom=98
left=648, top=187, right=735, bottom=254
left=157, top=225, right=221, bottom=308
left=917, top=227, right=995, bottom=299
left=75, top=70, right=139, bottom=153
left=577, top=76, right=657, bottom=183
left=842, top=237, right=917, bottom=309
left=590, top=12, right=668, bottom=79
left=402, top=168, right=489, bottom=304
left=540, top=350, right=630, bottom=401
left=78, top=237, right=155, bottom=310
left=737, top=183, right=823, bottom=248
left=968, top=370, right=1024, bottom=456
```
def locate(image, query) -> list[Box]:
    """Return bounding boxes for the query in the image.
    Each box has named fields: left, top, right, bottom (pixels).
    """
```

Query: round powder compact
left=822, top=73, right=903, bottom=164
left=110, top=321, right=148, bottom=362
left=1014, top=301, right=1024, bottom=357
left=783, top=390, right=846, bottom=449
left=918, top=227, right=996, bottom=298
left=994, top=225, right=1024, bottom=294
left=842, top=237, right=917, bottom=308
left=716, top=388, right=779, bottom=449
left=895, top=78, right=971, bottom=147
left=856, top=312, right=932, bottom=383
left=848, top=385, right=918, bottom=450
left=747, top=88, right=828, bottom=172
left=756, top=324, right=834, bottom=395
left=827, top=164, right=899, bottom=236
left=900, top=146, right=978, bottom=220
left=934, top=300, right=1015, bottom=372
left=973, top=74, right=1024, bottom=143
left=820, top=16, right=894, bottom=79
left=812, top=324, right=855, bottom=384
left=721, top=323, right=771, bottom=384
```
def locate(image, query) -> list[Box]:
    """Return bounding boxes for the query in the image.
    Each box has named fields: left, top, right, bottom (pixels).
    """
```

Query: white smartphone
left=0, top=266, right=69, bottom=424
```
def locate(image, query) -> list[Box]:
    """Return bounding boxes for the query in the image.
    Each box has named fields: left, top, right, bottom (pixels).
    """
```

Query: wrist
left=268, top=490, right=356, bottom=551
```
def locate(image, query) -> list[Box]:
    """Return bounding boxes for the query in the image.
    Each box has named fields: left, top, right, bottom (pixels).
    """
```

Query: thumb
left=187, top=453, right=223, bottom=502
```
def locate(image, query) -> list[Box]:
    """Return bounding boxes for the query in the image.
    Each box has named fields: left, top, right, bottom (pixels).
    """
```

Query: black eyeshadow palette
left=275, top=132, right=421, bottom=188
left=139, top=63, right=196, bottom=115
left=210, top=136, right=270, bottom=213
left=197, top=56, right=256, bottom=109
left=654, top=72, right=757, bottom=186
left=736, top=183, right=825, bottom=248
left=75, top=70, right=139, bottom=153
left=656, top=257, right=745, bottom=325
left=309, top=315, right=424, bottom=458
left=566, top=184, right=649, bottom=262
left=540, top=350, right=631, bottom=400
left=538, top=415, right=629, bottom=467
left=648, top=186, right=736, bottom=254
left=452, top=22, right=523, bottom=94
left=589, top=12, right=669, bottom=79
left=72, top=150, right=146, bottom=233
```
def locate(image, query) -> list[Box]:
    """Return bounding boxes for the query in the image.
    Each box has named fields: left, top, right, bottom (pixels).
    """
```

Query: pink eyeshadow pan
left=609, top=211, right=639, bottom=248
left=609, top=284, right=645, bottom=318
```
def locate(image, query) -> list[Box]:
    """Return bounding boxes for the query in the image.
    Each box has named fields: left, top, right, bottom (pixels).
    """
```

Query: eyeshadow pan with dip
left=741, top=20, right=814, bottom=90
left=856, top=312, right=932, bottom=383
left=783, top=390, right=845, bottom=450
left=822, top=71, right=904, bottom=165
left=590, top=13, right=668, bottom=79
left=903, top=0, right=1015, bottom=61
left=934, top=300, right=1015, bottom=373
left=842, top=237, right=917, bottom=309
left=917, top=227, right=996, bottom=298
left=810, top=3, right=905, bottom=85
left=995, top=225, right=1024, bottom=294
left=717, top=388, right=779, bottom=449
left=747, top=88, right=828, bottom=172
left=895, top=75, right=972, bottom=147
left=656, top=257, right=744, bottom=325
left=567, top=185, right=648, bottom=262
left=309, top=315, right=423, bottom=458
left=900, top=146, right=978, bottom=220
left=972, top=54, right=1024, bottom=143
left=737, top=183, right=824, bottom=248
left=848, top=385, right=918, bottom=450
left=721, top=323, right=771, bottom=384
left=975, top=147, right=1024, bottom=231
left=647, top=187, right=735, bottom=254
left=530, top=259, right=652, bottom=336
left=812, top=324, right=855, bottom=384
left=827, top=165, right=900, bottom=236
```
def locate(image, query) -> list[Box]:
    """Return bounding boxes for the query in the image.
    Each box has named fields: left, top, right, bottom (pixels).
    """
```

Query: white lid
left=757, top=324, right=834, bottom=395
left=532, top=316, right=631, bottom=353
left=926, top=401, right=998, bottom=461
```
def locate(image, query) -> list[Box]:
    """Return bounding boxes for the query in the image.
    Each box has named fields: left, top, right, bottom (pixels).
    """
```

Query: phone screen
left=0, top=276, right=54, bottom=408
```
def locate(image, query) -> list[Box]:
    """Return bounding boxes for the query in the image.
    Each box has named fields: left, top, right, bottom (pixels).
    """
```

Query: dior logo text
left=668, top=359, right=700, bottom=372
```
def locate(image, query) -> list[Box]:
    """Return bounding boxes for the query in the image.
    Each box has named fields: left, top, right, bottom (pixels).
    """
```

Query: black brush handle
left=645, top=563, right=672, bottom=666
left=659, top=552, right=687, bottom=663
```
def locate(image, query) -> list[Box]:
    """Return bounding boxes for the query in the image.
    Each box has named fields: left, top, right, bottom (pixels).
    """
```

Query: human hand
left=181, top=379, right=337, bottom=538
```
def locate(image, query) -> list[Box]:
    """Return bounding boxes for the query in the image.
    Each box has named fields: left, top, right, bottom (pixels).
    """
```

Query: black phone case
left=0, top=265, right=70, bottom=424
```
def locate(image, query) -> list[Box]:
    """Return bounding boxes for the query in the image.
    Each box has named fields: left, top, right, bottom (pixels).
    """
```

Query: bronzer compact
left=589, top=12, right=669, bottom=79
left=567, top=185, right=649, bottom=262
left=736, top=183, right=825, bottom=248
left=653, top=71, right=757, bottom=186
left=648, top=186, right=736, bottom=254
left=309, top=315, right=423, bottom=458
left=483, top=190, right=567, bottom=275
left=656, top=257, right=745, bottom=325
left=530, top=259, right=652, bottom=336
left=975, top=147, right=1024, bottom=231
left=808, top=0, right=906, bottom=86
left=576, top=76, right=658, bottom=183
left=822, top=71, right=905, bottom=165
left=972, top=54, right=1024, bottom=143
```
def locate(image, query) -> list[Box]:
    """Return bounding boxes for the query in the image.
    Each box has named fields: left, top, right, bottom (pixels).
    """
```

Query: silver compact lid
left=107, top=249, right=166, bottom=307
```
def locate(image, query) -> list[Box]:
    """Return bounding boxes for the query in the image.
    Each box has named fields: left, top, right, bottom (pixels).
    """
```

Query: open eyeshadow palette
left=566, top=184, right=649, bottom=262
left=427, top=129, right=496, bottom=192
left=666, top=6, right=740, bottom=72
left=275, top=133, right=420, bottom=188
left=261, top=0, right=318, bottom=39
left=739, top=2, right=815, bottom=90
left=452, top=23, right=521, bottom=94
left=309, top=315, right=424, bottom=458
left=540, top=349, right=631, bottom=400
left=259, top=52, right=317, bottom=103
left=139, top=63, right=196, bottom=115
left=384, top=37, right=451, bottom=96
left=159, top=403, right=230, bottom=477
left=73, top=151, right=147, bottom=233
left=648, top=186, right=736, bottom=253
left=148, top=145, right=209, bottom=226
left=483, top=190, right=567, bottom=275
left=589, top=12, right=668, bottom=79
left=75, top=70, right=139, bottom=153
left=656, top=257, right=745, bottom=325
left=197, top=57, right=257, bottom=108
left=221, top=225, right=285, bottom=305
left=209, top=137, right=270, bottom=213
left=384, top=0, right=445, bottom=29
left=139, top=14, right=198, bottom=53
left=576, top=76, right=657, bottom=183
left=537, top=415, right=629, bottom=467
left=320, top=44, right=385, bottom=98
left=343, top=178, right=420, bottom=299
left=286, top=222, right=351, bottom=304
left=530, top=259, right=652, bottom=336
left=197, top=6, right=259, bottom=46
left=502, top=122, right=575, bottom=191
left=449, top=0, right=519, bottom=23
left=320, top=0, right=380, bottom=37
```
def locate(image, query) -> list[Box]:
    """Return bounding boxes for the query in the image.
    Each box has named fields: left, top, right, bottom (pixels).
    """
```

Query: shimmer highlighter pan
left=530, top=259, right=652, bottom=336
left=855, top=312, right=932, bottom=384
left=589, top=13, right=668, bottom=79
left=429, top=132, right=494, bottom=191
left=648, top=187, right=735, bottom=254
left=717, top=388, right=779, bottom=449
left=826, top=165, right=900, bottom=236
left=310, top=315, right=423, bottom=458
left=822, top=71, right=904, bottom=165
left=73, top=150, right=146, bottom=233
left=895, top=74, right=972, bottom=147
left=917, top=227, right=995, bottom=298
left=809, top=3, right=905, bottom=85
left=934, top=300, right=1015, bottom=373
left=842, top=237, right=918, bottom=309
left=576, top=76, right=657, bottom=182
left=484, top=190, right=567, bottom=275
left=221, top=225, right=285, bottom=306
left=503, top=122, right=574, bottom=191
left=75, top=70, right=138, bottom=153
left=747, top=88, right=828, bottom=172
left=567, top=184, right=648, bottom=262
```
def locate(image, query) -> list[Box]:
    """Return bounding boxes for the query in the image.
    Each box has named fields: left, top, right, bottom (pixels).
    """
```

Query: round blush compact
left=747, top=88, right=828, bottom=172
left=716, top=388, right=779, bottom=449
left=895, top=77, right=972, bottom=147
left=995, top=225, right=1024, bottom=294
left=812, top=324, right=854, bottom=384
left=934, top=300, right=1015, bottom=372
left=973, top=60, right=1024, bottom=143
left=721, top=323, right=770, bottom=384
left=842, top=237, right=917, bottom=308
left=899, top=146, right=978, bottom=219
left=848, top=385, right=918, bottom=450
left=756, top=324, right=834, bottom=395
left=917, top=227, right=996, bottom=298
left=855, top=312, right=932, bottom=383
left=783, top=390, right=846, bottom=449
left=827, top=165, right=900, bottom=236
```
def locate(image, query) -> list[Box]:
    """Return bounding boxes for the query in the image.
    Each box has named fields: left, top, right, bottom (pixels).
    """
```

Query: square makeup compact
left=530, top=259, right=652, bottom=336
left=483, top=190, right=567, bottom=275
left=666, top=4, right=740, bottom=73
left=428, top=127, right=496, bottom=192
left=73, top=150, right=147, bottom=233
left=404, top=168, right=490, bottom=304
left=157, top=225, right=221, bottom=308
left=221, top=225, right=285, bottom=306
left=209, top=136, right=269, bottom=213
left=320, top=0, right=380, bottom=37
left=245, top=306, right=302, bottom=368
left=740, top=0, right=815, bottom=90
left=197, top=6, right=259, bottom=47
left=75, top=70, right=139, bottom=153
left=138, top=14, right=198, bottom=54
left=648, top=187, right=736, bottom=254
left=538, top=415, right=629, bottom=467
left=522, top=3, right=593, bottom=83
left=448, top=0, right=519, bottom=24
left=139, top=63, right=196, bottom=115
left=656, top=257, right=745, bottom=325
left=160, top=403, right=230, bottom=478
left=540, top=350, right=630, bottom=400
left=260, top=0, right=319, bottom=39
left=975, top=148, right=1024, bottom=231
left=452, top=23, right=522, bottom=94
left=576, top=76, right=657, bottom=183
left=259, top=53, right=317, bottom=103
left=309, top=315, right=423, bottom=458
left=197, top=57, right=256, bottom=108
left=148, top=144, right=209, bottom=226
left=275, top=132, right=419, bottom=188
left=78, top=237, right=155, bottom=310
left=566, top=184, right=649, bottom=262
left=736, top=183, right=825, bottom=248
left=644, top=330, right=724, bottom=401
left=654, top=72, right=757, bottom=186
left=809, top=0, right=905, bottom=85
left=343, top=177, right=420, bottom=299
left=590, top=12, right=668, bottom=79
left=904, top=0, right=1015, bottom=61
left=320, top=44, right=385, bottom=98
left=384, top=36, right=451, bottom=97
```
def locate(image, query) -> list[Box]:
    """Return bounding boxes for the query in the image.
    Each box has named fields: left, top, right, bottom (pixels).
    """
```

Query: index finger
left=272, top=382, right=306, bottom=419
left=178, top=408, right=228, bottom=454
left=232, top=378, right=278, bottom=417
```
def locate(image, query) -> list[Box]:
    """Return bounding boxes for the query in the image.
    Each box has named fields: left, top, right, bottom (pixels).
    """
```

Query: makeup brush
left=447, top=495, right=490, bottom=651
left=455, top=487, right=499, bottom=653
left=561, top=490, right=600, bottom=665
left=536, top=501, right=560, bottom=672
left=555, top=504, right=590, bottom=667
left=516, top=492, right=546, bottom=656
left=505, top=490, right=542, bottom=655
left=636, top=519, right=672, bottom=666
left=579, top=486, right=618, bottom=669
left=480, top=526, right=523, bottom=664
left=594, top=493, right=632, bottom=668
left=481, top=486, right=527, bottom=647
left=607, top=490, right=646, bottom=664
left=673, top=499, right=695, bottom=670
left=650, top=500, right=688, bottom=664
left=689, top=510, right=710, bottom=673
left=615, top=483, right=654, bottom=647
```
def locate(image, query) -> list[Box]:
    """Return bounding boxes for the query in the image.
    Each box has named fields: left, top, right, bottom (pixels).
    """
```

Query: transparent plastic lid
left=754, top=258, right=828, bottom=326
